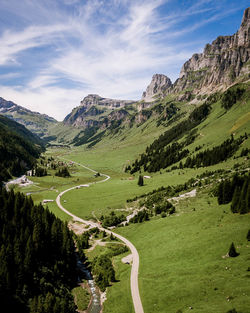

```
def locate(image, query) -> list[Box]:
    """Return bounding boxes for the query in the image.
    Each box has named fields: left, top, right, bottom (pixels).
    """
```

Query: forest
left=0, top=188, right=78, bottom=313
left=184, top=134, right=247, bottom=168
left=0, top=115, right=44, bottom=183
left=217, top=174, right=250, bottom=214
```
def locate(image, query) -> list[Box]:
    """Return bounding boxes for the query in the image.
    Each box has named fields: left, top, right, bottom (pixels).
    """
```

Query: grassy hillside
left=117, top=190, right=250, bottom=313
left=13, top=82, right=250, bottom=313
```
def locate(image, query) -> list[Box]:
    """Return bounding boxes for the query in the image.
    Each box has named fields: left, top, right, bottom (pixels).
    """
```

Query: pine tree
left=217, top=181, right=224, bottom=204
left=247, top=230, right=250, bottom=241
left=239, top=179, right=248, bottom=214
left=223, top=179, right=232, bottom=204
left=231, top=187, right=241, bottom=213
left=138, top=175, right=144, bottom=186
left=228, top=242, right=239, bottom=257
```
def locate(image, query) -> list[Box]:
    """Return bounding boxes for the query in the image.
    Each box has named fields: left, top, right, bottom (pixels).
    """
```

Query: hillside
left=0, top=115, right=44, bottom=183
left=0, top=97, right=57, bottom=138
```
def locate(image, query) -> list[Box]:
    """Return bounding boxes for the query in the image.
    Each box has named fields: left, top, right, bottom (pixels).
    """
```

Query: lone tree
left=247, top=230, right=250, bottom=241
left=138, top=175, right=144, bottom=186
left=228, top=242, right=239, bottom=257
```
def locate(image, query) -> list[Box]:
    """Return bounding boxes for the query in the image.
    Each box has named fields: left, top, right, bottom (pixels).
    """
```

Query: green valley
left=1, top=5, right=250, bottom=313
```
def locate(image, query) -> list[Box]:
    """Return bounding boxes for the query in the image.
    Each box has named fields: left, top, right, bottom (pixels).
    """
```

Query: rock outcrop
left=141, top=74, right=172, bottom=102
left=64, top=94, right=134, bottom=128
left=173, top=7, right=250, bottom=94
left=80, top=94, right=134, bottom=109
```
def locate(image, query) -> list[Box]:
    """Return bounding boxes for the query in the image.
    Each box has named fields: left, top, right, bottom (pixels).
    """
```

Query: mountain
left=62, top=8, right=249, bottom=146
left=0, top=97, right=57, bottom=138
left=0, top=115, right=44, bottom=183
left=142, top=7, right=250, bottom=102
left=64, top=94, right=135, bottom=127
left=141, top=74, right=172, bottom=103
left=173, top=7, right=250, bottom=94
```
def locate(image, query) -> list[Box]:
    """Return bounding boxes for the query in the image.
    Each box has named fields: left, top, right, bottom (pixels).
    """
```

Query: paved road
left=55, top=160, right=144, bottom=313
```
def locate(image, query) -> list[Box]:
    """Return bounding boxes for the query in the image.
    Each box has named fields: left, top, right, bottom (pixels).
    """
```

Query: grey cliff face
left=64, top=94, right=134, bottom=128
left=175, top=7, right=250, bottom=93
left=80, top=94, right=134, bottom=109
left=141, top=74, right=172, bottom=102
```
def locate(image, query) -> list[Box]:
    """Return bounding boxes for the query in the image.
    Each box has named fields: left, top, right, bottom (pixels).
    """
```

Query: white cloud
left=0, top=24, right=71, bottom=65
left=0, top=85, right=84, bottom=121
left=0, top=0, right=246, bottom=120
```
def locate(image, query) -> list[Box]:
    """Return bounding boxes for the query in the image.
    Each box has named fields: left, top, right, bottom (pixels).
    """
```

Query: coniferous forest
left=217, top=174, right=250, bottom=214
left=0, top=188, right=78, bottom=313
left=0, top=115, right=44, bottom=183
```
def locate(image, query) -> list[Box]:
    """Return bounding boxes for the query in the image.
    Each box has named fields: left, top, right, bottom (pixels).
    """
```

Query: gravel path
left=56, top=160, right=144, bottom=313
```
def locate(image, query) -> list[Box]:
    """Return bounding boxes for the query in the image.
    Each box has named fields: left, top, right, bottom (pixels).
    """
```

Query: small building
left=42, top=199, right=54, bottom=204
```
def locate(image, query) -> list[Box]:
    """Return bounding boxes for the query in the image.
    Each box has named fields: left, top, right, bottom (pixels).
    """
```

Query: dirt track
left=56, top=160, right=144, bottom=313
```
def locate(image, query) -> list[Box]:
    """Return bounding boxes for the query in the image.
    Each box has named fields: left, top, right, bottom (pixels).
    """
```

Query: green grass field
left=116, top=190, right=250, bottom=313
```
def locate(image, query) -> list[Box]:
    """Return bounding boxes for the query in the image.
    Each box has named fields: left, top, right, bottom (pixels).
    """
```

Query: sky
left=0, top=0, right=249, bottom=120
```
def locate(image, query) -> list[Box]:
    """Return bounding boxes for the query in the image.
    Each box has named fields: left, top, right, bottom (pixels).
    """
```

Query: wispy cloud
left=0, top=0, right=248, bottom=120
left=0, top=24, right=71, bottom=65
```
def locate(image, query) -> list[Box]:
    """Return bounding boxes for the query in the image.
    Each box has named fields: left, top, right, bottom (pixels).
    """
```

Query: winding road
left=55, top=161, right=144, bottom=313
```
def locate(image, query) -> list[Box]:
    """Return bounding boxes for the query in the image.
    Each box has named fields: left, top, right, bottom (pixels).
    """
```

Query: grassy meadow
left=11, top=88, right=250, bottom=313
left=116, top=190, right=250, bottom=313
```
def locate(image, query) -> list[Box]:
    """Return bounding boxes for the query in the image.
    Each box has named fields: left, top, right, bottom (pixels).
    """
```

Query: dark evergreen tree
left=228, top=242, right=239, bottom=257
left=55, top=167, right=70, bottom=177
left=231, top=187, right=241, bottom=213
left=138, top=175, right=144, bottom=186
left=223, top=179, right=233, bottom=204
left=247, top=230, right=250, bottom=241
left=217, top=181, right=224, bottom=204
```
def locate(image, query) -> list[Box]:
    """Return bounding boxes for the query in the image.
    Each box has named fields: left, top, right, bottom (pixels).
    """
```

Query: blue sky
left=0, top=0, right=249, bottom=120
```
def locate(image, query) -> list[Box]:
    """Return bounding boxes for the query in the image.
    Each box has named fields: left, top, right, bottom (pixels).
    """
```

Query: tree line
left=183, top=134, right=247, bottom=168
left=0, top=188, right=78, bottom=313
left=217, top=174, right=249, bottom=214
left=128, top=99, right=213, bottom=174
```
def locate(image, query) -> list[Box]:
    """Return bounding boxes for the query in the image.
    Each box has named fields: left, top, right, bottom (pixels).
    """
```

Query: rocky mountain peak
left=80, top=94, right=134, bottom=109
left=175, top=7, right=250, bottom=94
left=238, top=7, right=250, bottom=46
left=141, top=74, right=172, bottom=102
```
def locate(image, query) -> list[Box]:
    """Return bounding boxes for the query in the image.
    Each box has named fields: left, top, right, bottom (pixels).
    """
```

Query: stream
left=77, top=258, right=102, bottom=313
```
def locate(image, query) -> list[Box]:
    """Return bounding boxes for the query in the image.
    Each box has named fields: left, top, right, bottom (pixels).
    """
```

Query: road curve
left=55, top=161, right=144, bottom=313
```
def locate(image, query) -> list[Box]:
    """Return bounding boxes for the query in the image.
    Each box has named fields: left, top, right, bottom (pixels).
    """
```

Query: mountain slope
left=0, top=97, right=57, bottom=138
left=0, top=115, right=45, bottom=183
